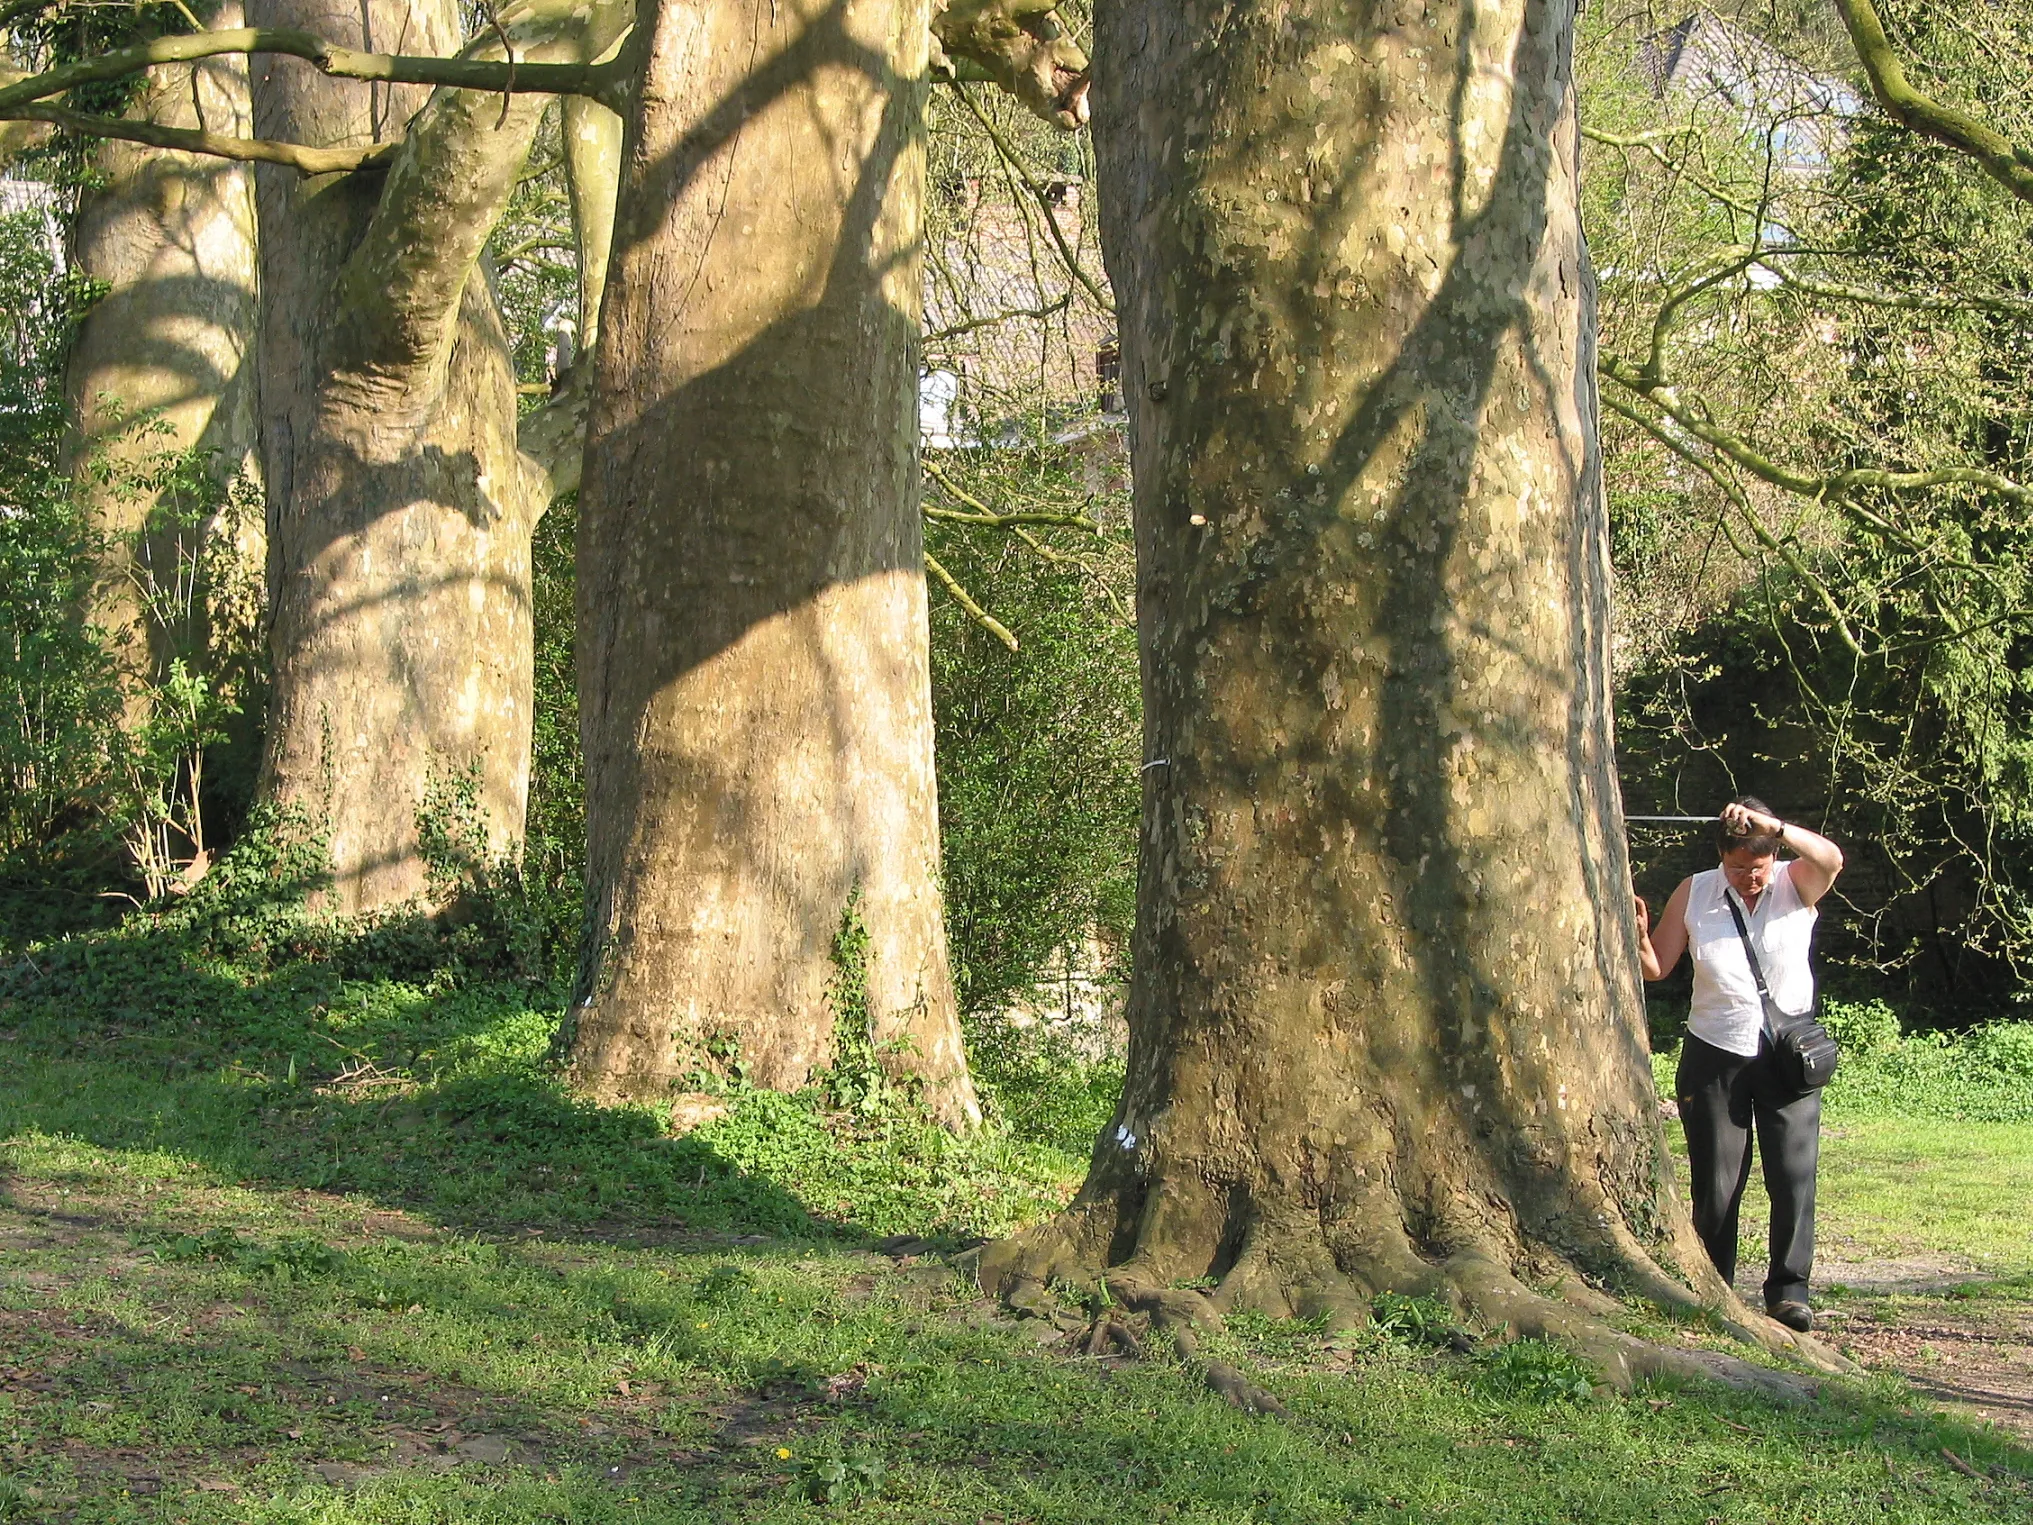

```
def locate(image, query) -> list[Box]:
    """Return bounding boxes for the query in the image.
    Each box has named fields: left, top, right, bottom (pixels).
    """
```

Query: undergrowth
left=0, top=819, right=1118, bottom=1246
left=1650, top=998, right=2033, bottom=1123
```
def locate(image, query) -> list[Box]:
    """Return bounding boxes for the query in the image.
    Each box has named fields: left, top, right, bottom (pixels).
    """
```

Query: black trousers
left=1675, top=1032, right=1821, bottom=1307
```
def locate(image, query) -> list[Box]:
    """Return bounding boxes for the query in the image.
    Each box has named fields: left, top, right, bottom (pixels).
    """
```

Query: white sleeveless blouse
left=1685, top=861, right=1818, bottom=1058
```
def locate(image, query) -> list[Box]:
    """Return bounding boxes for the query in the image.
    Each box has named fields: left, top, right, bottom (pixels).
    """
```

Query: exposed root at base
left=964, top=1209, right=1857, bottom=1416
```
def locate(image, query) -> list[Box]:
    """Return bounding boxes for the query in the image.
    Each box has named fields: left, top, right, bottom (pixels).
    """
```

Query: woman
left=1634, top=798, right=1844, bottom=1332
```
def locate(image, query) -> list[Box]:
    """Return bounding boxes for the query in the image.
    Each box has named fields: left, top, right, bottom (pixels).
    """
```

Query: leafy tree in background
left=1580, top=0, right=2033, bottom=1006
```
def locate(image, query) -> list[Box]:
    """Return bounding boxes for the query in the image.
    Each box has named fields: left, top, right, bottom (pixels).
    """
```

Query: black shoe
left=1767, top=1300, right=1813, bottom=1333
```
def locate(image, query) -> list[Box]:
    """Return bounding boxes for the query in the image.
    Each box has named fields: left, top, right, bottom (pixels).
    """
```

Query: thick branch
left=7, top=100, right=392, bottom=172
left=931, top=0, right=1088, bottom=131
left=323, top=0, right=631, bottom=401
left=517, top=359, right=592, bottom=508
left=0, top=26, right=630, bottom=117
left=1833, top=0, right=2033, bottom=204
left=924, top=551, right=1019, bottom=651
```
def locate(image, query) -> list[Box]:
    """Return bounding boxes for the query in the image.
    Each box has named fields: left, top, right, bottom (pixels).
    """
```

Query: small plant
left=819, top=891, right=901, bottom=1116
left=1370, top=1292, right=1454, bottom=1344
left=694, top=1264, right=756, bottom=1305
left=794, top=1448, right=888, bottom=1505
left=152, top=1227, right=341, bottom=1280
left=1474, top=1338, right=1597, bottom=1403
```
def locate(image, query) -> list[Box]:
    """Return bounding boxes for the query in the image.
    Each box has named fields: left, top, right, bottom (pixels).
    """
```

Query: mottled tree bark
left=568, top=0, right=978, bottom=1124
left=978, top=0, right=1834, bottom=1381
left=248, top=0, right=619, bottom=911
left=64, top=11, right=261, bottom=710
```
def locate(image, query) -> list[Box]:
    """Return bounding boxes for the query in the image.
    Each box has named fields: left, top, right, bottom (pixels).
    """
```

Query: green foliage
left=1370, top=1292, right=1456, bottom=1345
left=819, top=892, right=902, bottom=1116
left=1655, top=1007, right=2033, bottom=1125
left=1473, top=1339, right=1599, bottom=1405
left=793, top=1448, right=890, bottom=1505
left=925, top=444, right=1140, bottom=1017
left=0, top=172, right=268, bottom=938
left=150, top=1226, right=343, bottom=1280
left=962, top=1014, right=1121, bottom=1157
left=1828, top=1019, right=2033, bottom=1124
left=1820, top=996, right=1903, bottom=1058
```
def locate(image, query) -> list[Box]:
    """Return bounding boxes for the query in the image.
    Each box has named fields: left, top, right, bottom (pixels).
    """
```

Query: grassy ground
left=1, top=955, right=2030, bottom=1521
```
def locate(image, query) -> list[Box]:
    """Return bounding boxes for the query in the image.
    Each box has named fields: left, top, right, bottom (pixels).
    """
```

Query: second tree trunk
left=570, top=0, right=977, bottom=1124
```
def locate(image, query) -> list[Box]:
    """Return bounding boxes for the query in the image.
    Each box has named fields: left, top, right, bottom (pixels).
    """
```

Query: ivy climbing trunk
left=64, top=11, right=261, bottom=718
left=568, top=0, right=978, bottom=1124
left=247, top=0, right=616, bottom=911
left=979, top=0, right=1825, bottom=1378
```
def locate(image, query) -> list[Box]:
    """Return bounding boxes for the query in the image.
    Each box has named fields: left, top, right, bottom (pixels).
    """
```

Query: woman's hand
left=1636, top=879, right=1690, bottom=980
left=1720, top=800, right=1783, bottom=838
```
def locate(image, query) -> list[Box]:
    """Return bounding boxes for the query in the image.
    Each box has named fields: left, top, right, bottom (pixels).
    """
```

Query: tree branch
left=924, top=551, right=1019, bottom=651
left=0, top=26, right=631, bottom=118
left=949, top=81, right=1109, bottom=310
left=6, top=100, right=393, bottom=172
left=925, top=292, right=1070, bottom=343
left=1600, top=386, right=1867, bottom=657
left=930, top=0, right=1088, bottom=131
left=1832, top=0, right=2033, bottom=205
left=1599, top=355, right=2033, bottom=507
left=1763, top=261, right=2033, bottom=318
left=924, top=456, right=1099, bottom=532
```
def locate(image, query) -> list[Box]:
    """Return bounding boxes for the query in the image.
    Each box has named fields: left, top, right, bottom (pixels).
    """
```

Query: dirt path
left=1733, top=1262, right=2033, bottom=1443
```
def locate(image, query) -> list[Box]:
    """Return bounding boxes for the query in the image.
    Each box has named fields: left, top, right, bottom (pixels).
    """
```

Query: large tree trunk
left=567, top=0, right=978, bottom=1124
left=64, top=14, right=261, bottom=712
left=247, top=0, right=611, bottom=911
left=978, top=0, right=1832, bottom=1381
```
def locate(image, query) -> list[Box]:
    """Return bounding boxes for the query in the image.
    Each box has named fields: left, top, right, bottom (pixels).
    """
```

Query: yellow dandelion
left=776, top=1447, right=792, bottom=1460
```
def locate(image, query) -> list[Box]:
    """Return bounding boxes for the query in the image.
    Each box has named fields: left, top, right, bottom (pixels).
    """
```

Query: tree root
left=965, top=1207, right=1858, bottom=1417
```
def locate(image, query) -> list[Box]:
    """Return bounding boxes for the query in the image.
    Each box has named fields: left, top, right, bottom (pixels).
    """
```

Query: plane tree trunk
left=978, top=0, right=1837, bottom=1383
left=566, top=0, right=979, bottom=1125
left=64, top=13, right=261, bottom=715
left=247, top=0, right=617, bottom=910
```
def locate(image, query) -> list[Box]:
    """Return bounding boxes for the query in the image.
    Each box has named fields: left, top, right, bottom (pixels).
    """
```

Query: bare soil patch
left=1832, top=1287, right=2033, bottom=1443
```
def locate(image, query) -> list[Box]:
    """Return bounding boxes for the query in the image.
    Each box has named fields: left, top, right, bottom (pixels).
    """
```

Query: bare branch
left=949, top=81, right=1110, bottom=310
left=924, top=551, right=1019, bottom=651
left=1599, top=355, right=2033, bottom=507
left=926, top=293, right=1070, bottom=343
left=0, top=26, right=630, bottom=119
left=1832, top=0, right=2033, bottom=204
left=8, top=101, right=394, bottom=173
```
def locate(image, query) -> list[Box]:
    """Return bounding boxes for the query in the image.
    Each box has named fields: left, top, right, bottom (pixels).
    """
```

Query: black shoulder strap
left=1722, top=891, right=1771, bottom=998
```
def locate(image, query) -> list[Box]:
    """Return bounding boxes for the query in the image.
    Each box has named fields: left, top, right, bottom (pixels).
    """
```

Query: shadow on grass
left=0, top=924, right=840, bottom=1244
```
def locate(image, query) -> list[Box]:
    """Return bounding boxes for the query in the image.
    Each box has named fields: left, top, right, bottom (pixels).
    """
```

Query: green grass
left=1, top=918, right=2030, bottom=1521
left=1653, top=1026, right=2033, bottom=1276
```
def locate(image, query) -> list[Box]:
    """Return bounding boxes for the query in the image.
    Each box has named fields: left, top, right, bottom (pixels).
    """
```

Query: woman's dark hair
left=1716, top=796, right=1783, bottom=858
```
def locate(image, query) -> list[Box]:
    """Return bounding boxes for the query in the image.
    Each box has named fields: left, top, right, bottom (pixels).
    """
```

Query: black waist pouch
left=1771, top=1007, right=1840, bottom=1091
left=1729, top=896, right=1840, bottom=1091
